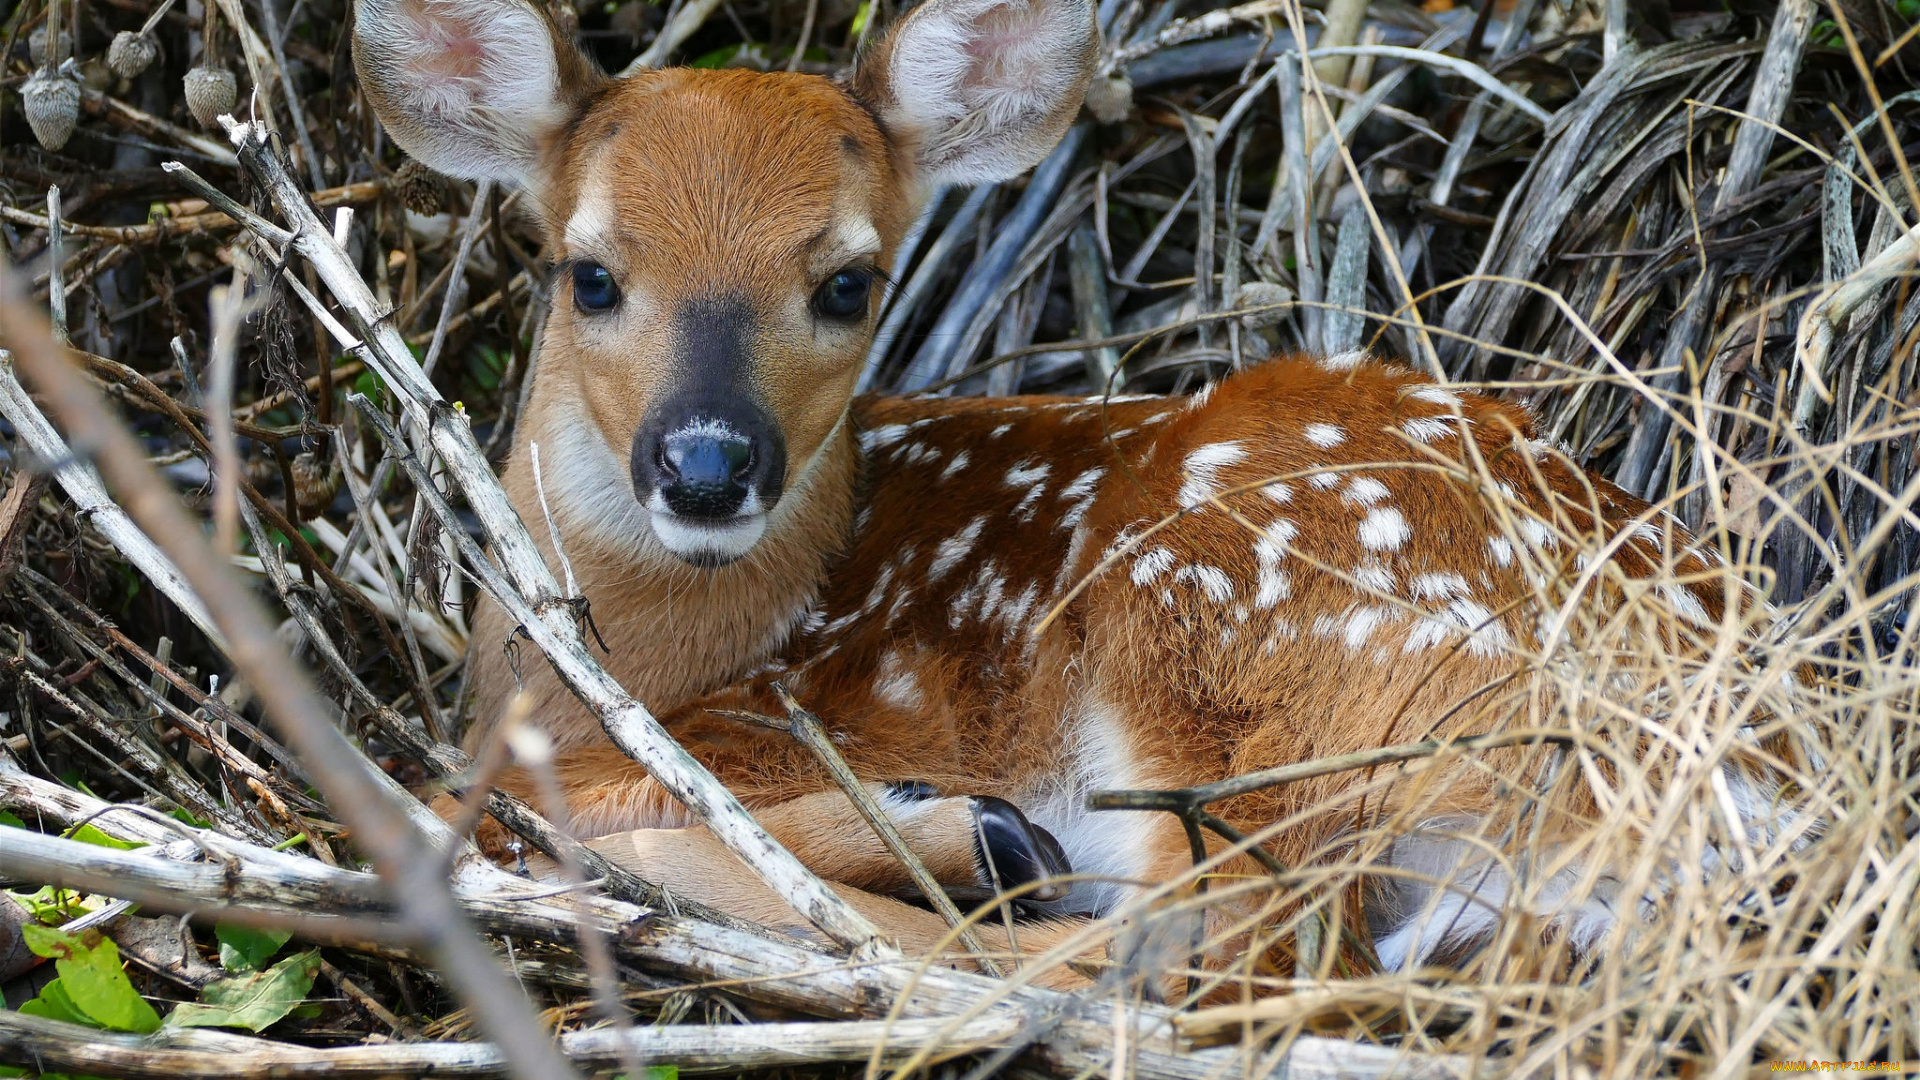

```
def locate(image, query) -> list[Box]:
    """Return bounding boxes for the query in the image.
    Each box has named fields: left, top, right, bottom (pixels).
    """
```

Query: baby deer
left=356, top=0, right=1800, bottom=984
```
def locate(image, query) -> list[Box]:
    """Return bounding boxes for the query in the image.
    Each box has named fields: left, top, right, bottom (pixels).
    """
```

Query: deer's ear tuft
left=852, top=0, right=1097, bottom=188
left=354, top=0, right=603, bottom=189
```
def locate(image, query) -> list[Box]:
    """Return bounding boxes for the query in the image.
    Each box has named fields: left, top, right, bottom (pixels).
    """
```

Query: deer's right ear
left=850, top=0, right=1097, bottom=189
left=353, top=0, right=603, bottom=189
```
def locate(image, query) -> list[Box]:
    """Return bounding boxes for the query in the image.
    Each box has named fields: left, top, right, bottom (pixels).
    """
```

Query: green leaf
left=166, top=808, right=211, bottom=829
left=167, top=949, right=320, bottom=1032
left=849, top=0, right=871, bottom=38
left=614, top=1069, right=679, bottom=1080
left=64, top=824, right=142, bottom=851
left=215, top=925, right=291, bottom=973
left=0, top=811, right=24, bottom=829
left=10, top=885, right=90, bottom=922
left=22, top=926, right=162, bottom=1034
left=19, top=978, right=94, bottom=1026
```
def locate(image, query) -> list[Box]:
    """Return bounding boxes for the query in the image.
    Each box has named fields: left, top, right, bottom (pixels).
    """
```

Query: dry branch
left=0, top=1010, right=1033, bottom=1079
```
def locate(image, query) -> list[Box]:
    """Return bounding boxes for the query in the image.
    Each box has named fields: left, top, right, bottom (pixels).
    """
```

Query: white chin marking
left=649, top=511, right=767, bottom=567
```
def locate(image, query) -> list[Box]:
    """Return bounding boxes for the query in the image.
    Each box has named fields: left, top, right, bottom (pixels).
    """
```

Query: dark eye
left=813, top=268, right=872, bottom=321
left=572, top=261, right=620, bottom=312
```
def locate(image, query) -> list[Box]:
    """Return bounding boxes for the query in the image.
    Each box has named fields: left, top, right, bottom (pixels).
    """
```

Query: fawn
left=356, top=0, right=1801, bottom=984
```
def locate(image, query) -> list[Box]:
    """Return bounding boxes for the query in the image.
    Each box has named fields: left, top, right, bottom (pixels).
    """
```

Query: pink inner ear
left=415, top=13, right=491, bottom=90
left=955, top=3, right=1062, bottom=105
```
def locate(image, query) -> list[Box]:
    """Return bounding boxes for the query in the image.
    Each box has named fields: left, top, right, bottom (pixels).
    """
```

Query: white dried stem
left=0, top=1009, right=1033, bottom=1078
left=528, top=441, right=578, bottom=597
left=45, top=188, right=67, bottom=344
left=205, top=273, right=247, bottom=555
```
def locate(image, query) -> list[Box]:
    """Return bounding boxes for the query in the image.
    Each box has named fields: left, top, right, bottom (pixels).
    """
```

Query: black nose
left=632, top=399, right=787, bottom=525
left=657, top=433, right=753, bottom=518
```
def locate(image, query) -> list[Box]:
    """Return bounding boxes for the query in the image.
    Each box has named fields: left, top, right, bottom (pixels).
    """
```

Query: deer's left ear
left=850, top=0, right=1097, bottom=188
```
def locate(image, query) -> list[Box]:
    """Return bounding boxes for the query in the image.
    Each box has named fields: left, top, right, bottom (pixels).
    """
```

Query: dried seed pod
left=290, top=450, right=344, bottom=520
left=28, top=26, right=72, bottom=67
left=20, top=69, right=81, bottom=152
left=108, top=30, right=159, bottom=79
left=183, top=65, right=236, bottom=128
left=395, top=159, right=443, bottom=216
left=1083, top=74, right=1133, bottom=125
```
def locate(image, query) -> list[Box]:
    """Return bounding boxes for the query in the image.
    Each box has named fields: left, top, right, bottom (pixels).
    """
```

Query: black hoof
left=971, top=796, right=1072, bottom=903
left=883, top=780, right=941, bottom=802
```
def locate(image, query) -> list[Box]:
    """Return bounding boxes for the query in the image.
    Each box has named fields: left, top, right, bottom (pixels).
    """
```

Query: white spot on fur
left=940, top=450, right=971, bottom=480
left=1263, top=482, right=1294, bottom=505
left=1004, top=459, right=1052, bottom=489
left=1321, top=349, right=1369, bottom=371
left=1343, top=477, right=1391, bottom=507
left=1175, top=564, right=1234, bottom=604
left=1185, top=381, right=1217, bottom=411
left=860, top=424, right=910, bottom=451
left=1406, top=598, right=1513, bottom=657
left=1254, top=519, right=1298, bottom=610
left=873, top=651, right=925, bottom=710
left=1487, top=537, right=1514, bottom=567
left=1179, top=442, right=1248, bottom=510
left=1353, top=562, right=1397, bottom=594
left=1410, top=572, right=1472, bottom=602
left=1131, top=547, right=1176, bottom=586
left=1407, top=384, right=1462, bottom=408
left=1001, top=581, right=1040, bottom=629
left=1058, top=466, right=1105, bottom=502
left=1359, top=507, right=1411, bottom=551
left=1402, top=417, right=1458, bottom=443
left=1341, top=605, right=1396, bottom=649
left=1305, top=423, right=1346, bottom=448
left=1057, top=467, right=1106, bottom=530
left=1663, top=584, right=1713, bottom=626
left=1309, top=471, right=1341, bottom=490
left=928, top=515, right=988, bottom=581
left=884, top=587, right=915, bottom=629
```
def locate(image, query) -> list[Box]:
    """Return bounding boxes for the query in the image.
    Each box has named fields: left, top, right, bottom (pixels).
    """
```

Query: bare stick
left=0, top=1009, right=1029, bottom=1079
left=44, top=188, right=67, bottom=344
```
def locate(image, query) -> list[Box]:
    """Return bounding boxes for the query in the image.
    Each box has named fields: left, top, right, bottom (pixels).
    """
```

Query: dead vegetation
left=1, top=0, right=1917, bottom=1076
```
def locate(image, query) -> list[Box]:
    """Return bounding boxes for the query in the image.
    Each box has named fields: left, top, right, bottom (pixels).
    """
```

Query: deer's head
left=355, top=0, right=1097, bottom=566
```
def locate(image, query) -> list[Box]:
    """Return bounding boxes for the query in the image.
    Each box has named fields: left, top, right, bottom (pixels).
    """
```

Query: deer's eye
left=572, top=261, right=620, bottom=312
left=813, top=268, right=872, bottom=321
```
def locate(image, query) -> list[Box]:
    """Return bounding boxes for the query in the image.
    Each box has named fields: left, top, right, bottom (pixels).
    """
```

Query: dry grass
left=2, top=0, right=1918, bottom=1075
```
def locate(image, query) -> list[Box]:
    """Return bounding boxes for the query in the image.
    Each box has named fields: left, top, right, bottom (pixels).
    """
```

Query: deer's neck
left=507, top=396, right=860, bottom=718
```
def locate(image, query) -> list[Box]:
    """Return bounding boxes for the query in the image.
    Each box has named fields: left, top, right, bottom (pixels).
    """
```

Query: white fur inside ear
left=357, top=0, right=568, bottom=186
left=884, top=0, right=1094, bottom=185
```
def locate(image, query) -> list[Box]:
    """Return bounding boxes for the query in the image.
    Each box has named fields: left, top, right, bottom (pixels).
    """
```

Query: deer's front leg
left=584, top=825, right=1099, bottom=991
left=458, top=736, right=1072, bottom=905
